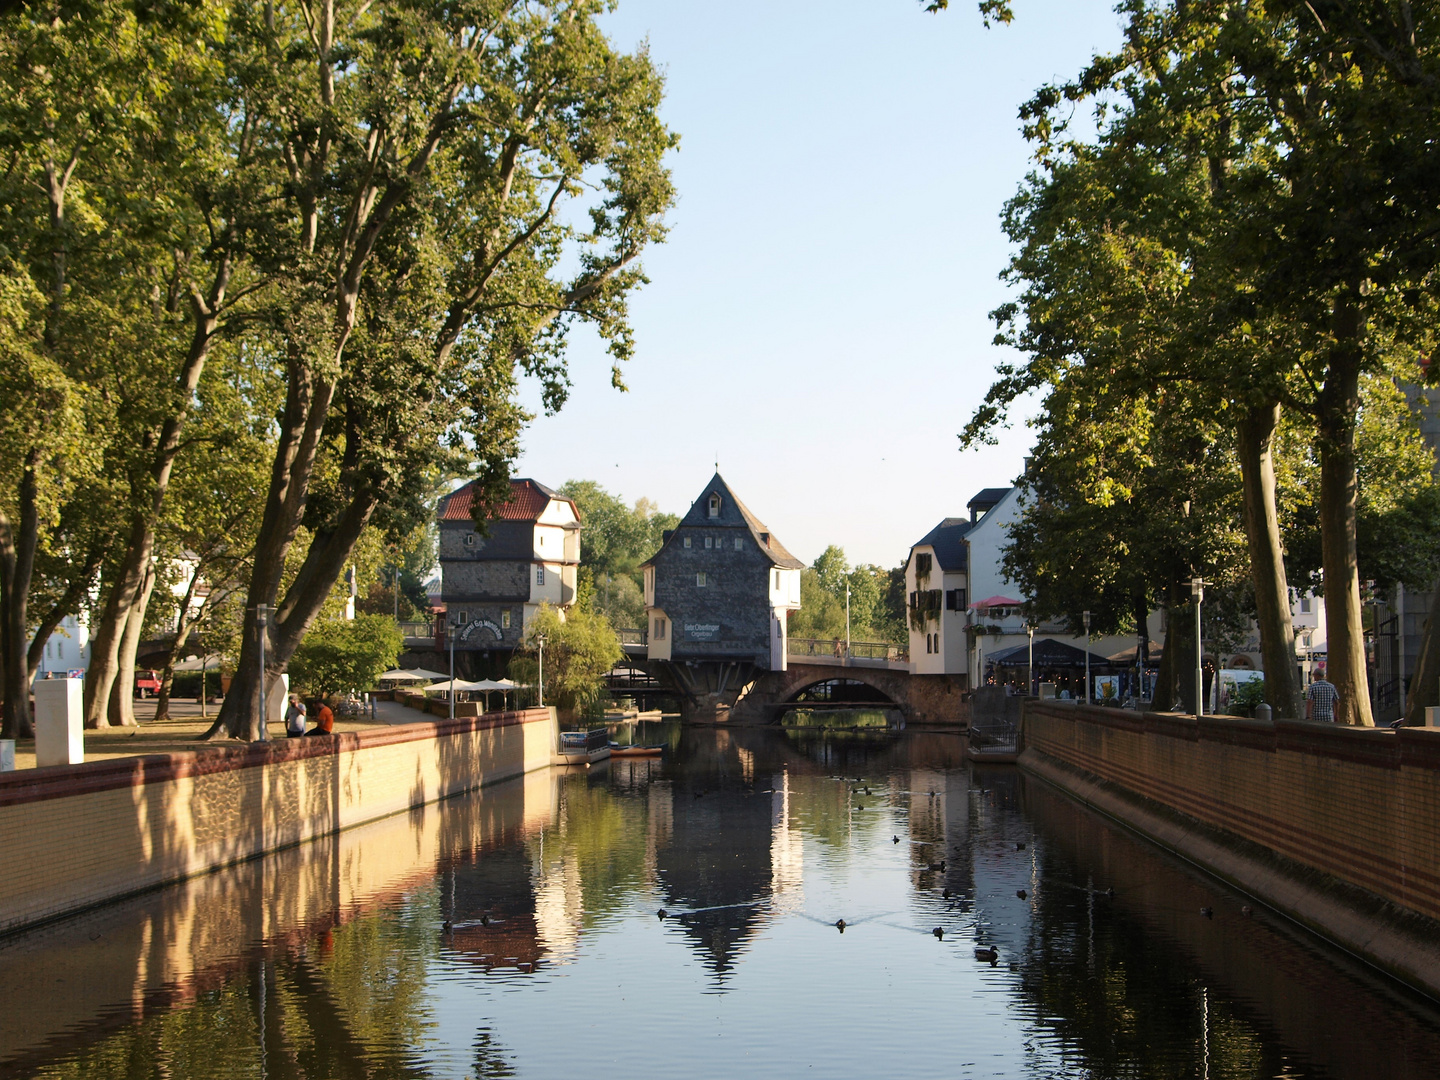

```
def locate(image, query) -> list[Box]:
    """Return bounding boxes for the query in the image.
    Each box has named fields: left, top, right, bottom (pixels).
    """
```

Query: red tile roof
left=438, top=479, right=577, bottom=523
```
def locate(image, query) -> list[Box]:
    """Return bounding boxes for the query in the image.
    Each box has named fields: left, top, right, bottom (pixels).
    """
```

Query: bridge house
left=437, top=478, right=580, bottom=656
left=642, top=473, right=802, bottom=671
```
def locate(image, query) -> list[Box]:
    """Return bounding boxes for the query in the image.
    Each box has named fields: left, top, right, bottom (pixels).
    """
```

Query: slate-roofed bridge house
left=436, top=479, right=580, bottom=668
left=642, top=473, right=802, bottom=677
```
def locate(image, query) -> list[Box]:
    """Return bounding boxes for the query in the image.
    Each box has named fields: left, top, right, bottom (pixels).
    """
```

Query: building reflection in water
left=6, top=725, right=1440, bottom=1079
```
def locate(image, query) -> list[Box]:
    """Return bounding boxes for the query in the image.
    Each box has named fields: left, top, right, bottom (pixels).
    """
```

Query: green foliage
left=289, top=615, right=404, bottom=698
left=789, top=546, right=905, bottom=644
left=558, top=480, right=677, bottom=630
left=1229, top=678, right=1268, bottom=719
left=517, top=602, right=622, bottom=717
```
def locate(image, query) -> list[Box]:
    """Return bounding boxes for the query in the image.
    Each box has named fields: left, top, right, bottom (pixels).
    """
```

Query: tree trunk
left=207, top=362, right=339, bottom=741
left=1237, top=402, right=1301, bottom=717
left=1152, top=598, right=1178, bottom=712
left=25, top=542, right=104, bottom=684
left=84, top=269, right=226, bottom=728
left=0, top=452, right=41, bottom=740
left=1317, top=296, right=1373, bottom=726
left=83, top=514, right=154, bottom=728
left=1404, top=587, right=1440, bottom=725
left=107, top=561, right=156, bottom=727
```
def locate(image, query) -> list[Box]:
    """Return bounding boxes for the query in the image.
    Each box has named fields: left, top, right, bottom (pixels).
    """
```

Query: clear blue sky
left=510, top=0, right=1124, bottom=569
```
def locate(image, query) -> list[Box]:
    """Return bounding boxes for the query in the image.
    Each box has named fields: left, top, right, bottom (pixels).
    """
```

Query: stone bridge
left=728, top=658, right=969, bottom=726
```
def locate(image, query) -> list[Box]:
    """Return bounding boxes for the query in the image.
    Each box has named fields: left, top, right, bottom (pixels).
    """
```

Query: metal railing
left=788, top=638, right=905, bottom=662
left=616, top=627, right=648, bottom=645
left=398, top=620, right=433, bottom=639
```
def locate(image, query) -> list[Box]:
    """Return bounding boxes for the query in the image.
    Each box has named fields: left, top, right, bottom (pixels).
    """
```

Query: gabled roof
left=643, top=472, right=805, bottom=569
left=911, top=517, right=970, bottom=572
left=438, top=478, right=578, bottom=524
left=967, top=487, right=1012, bottom=518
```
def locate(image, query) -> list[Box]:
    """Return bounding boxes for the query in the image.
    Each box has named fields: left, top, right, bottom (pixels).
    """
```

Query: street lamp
left=1027, top=623, right=1036, bottom=696
left=1191, top=578, right=1205, bottom=717
left=255, top=604, right=272, bottom=741
left=845, top=582, right=851, bottom=662
left=1082, top=611, right=1091, bottom=704
left=536, top=633, right=548, bottom=709
left=448, top=620, right=458, bottom=720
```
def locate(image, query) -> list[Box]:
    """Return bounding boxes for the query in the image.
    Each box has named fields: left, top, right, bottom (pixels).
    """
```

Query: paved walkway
left=3, top=696, right=428, bottom=772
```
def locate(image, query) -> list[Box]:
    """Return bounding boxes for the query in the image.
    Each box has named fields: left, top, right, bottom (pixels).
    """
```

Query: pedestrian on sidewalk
left=1306, top=673, right=1339, bottom=723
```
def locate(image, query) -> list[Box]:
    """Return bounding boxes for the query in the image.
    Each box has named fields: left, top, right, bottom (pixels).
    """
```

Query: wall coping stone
left=0, top=708, right=550, bottom=809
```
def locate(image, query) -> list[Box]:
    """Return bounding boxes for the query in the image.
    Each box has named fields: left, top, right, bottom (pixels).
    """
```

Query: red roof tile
left=438, top=479, right=577, bottom=523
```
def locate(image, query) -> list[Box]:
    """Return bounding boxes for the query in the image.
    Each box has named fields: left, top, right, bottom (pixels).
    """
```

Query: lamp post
left=1082, top=611, right=1091, bottom=704
left=1191, top=577, right=1205, bottom=717
left=448, top=621, right=458, bottom=720
left=536, top=633, right=547, bottom=709
left=845, top=582, right=851, bottom=662
left=255, top=604, right=271, bottom=740
left=1027, top=623, right=1035, bottom=695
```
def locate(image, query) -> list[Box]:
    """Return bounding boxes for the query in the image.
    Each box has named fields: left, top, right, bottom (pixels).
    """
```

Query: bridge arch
left=784, top=678, right=897, bottom=706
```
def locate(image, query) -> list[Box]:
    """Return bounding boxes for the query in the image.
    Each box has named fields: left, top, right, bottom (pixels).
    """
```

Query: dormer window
left=708, top=493, right=721, bottom=518
left=464, top=533, right=476, bottom=547
left=684, top=536, right=692, bottom=549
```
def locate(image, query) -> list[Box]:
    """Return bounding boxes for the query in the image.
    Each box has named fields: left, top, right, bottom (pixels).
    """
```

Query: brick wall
left=1022, top=703, right=1440, bottom=923
left=0, top=709, right=557, bottom=936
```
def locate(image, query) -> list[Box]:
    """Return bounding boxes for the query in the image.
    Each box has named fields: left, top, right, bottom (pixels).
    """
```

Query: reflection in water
left=4, top=724, right=1440, bottom=1078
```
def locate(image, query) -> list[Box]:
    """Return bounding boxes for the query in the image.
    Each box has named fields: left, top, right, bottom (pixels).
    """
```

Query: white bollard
left=0, top=739, right=14, bottom=771
left=263, top=674, right=290, bottom=738
left=34, top=678, right=84, bottom=767
left=1425, top=706, right=1440, bottom=729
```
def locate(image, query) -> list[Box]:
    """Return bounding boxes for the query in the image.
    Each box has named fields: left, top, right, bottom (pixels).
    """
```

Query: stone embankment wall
left=0, top=708, right=557, bottom=936
left=1020, top=701, right=1440, bottom=998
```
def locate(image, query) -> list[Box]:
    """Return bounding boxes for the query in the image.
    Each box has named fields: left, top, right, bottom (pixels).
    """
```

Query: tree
left=959, top=1, right=1440, bottom=723
left=789, top=546, right=905, bottom=644
left=210, top=1, right=677, bottom=740
left=557, top=480, right=677, bottom=629
left=515, top=602, right=621, bottom=718
left=288, top=615, right=403, bottom=700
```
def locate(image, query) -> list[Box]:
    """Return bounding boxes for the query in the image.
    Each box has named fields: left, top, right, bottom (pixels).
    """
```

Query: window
left=945, top=589, right=967, bottom=611
left=654, top=617, right=667, bottom=640
left=458, top=610, right=468, bottom=624
left=684, top=536, right=692, bottom=549
left=735, top=538, right=744, bottom=550
left=926, top=634, right=933, bottom=654
left=708, top=493, right=721, bottom=518
left=464, top=533, right=475, bottom=547
left=536, top=566, right=545, bottom=586
left=696, top=572, right=707, bottom=587
left=916, top=553, right=933, bottom=576
left=705, top=536, right=713, bottom=549
left=774, top=571, right=781, bottom=590
left=1300, top=595, right=1311, bottom=613
left=501, top=609, right=511, bottom=629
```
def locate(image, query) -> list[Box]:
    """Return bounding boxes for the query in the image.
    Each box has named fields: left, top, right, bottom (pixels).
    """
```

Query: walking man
left=1305, top=671, right=1339, bottom=723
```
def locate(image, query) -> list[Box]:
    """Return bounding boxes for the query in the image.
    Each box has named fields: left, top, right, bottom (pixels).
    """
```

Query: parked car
left=134, top=670, right=162, bottom=698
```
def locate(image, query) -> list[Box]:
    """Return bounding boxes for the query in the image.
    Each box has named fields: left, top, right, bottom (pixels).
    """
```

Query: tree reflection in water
left=6, top=724, right=1440, bottom=1079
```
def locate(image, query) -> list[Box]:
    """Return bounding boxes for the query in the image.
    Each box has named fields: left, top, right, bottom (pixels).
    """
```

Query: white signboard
left=685, top=623, right=719, bottom=640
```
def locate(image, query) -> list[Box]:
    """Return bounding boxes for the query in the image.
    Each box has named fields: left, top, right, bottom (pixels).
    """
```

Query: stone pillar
left=35, top=678, right=84, bottom=767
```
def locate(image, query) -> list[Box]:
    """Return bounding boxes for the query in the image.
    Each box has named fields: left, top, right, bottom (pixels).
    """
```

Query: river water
left=3, top=722, right=1440, bottom=1079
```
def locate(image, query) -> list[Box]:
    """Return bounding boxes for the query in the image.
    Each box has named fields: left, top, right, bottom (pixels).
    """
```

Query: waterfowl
left=1015, top=842, right=1026, bottom=851
left=975, top=945, right=998, bottom=962
left=927, top=860, right=946, bottom=872
left=1200, top=906, right=1214, bottom=918
left=893, top=835, right=901, bottom=844
left=943, top=888, right=952, bottom=900
left=1240, top=905, right=1253, bottom=917
left=1016, top=889, right=1028, bottom=900
left=657, top=909, right=668, bottom=920
left=932, top=926, right=945, bottom=939
left=835, top=919, right=847, bottom=933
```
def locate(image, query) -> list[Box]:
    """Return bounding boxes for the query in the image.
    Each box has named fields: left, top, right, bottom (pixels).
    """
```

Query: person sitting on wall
left=284, top=694, right=307, bottom=738
left=307, top=698, right=334, bottom=736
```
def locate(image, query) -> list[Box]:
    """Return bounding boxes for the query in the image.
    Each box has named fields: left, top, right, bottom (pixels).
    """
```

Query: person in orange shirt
left=307, top=699, right=335, bottom=735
